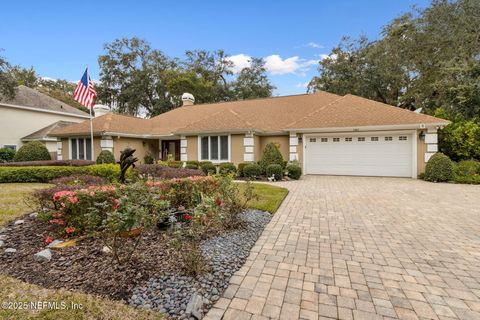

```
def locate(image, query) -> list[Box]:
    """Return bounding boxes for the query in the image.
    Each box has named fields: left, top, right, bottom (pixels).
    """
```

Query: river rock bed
left=129, top=209, right=271, bottom=319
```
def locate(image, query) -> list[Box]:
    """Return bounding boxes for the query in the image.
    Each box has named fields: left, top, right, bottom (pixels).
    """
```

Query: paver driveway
left=205, top=176, right=480, bottom=320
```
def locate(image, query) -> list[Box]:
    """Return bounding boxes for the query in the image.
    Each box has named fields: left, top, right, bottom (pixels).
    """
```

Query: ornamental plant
left=424, top=153, right=454, bottom=182
left=259, top=143, right=284, bottom=173
left=13, top=141, right=51, bottom=162
left=96, top=150, right=116, bottom=164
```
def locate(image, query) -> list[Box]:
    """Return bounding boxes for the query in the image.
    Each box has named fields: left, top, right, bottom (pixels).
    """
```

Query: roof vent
left=93, top=104, right=110, bottom=117
left=181, top=93, right=195, bottom=106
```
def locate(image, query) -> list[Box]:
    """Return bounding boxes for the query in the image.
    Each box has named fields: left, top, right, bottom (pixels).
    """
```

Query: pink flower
left=65, top=227, right=75, bottom=234
left=68, top=196, right=78, bottom=204
left=49, top=219, right=65, bottom=225
left=52, top=212, right=62, bottom=218
left=53, top=190, right=76, bottom=201
left=45, top=235, right=53, bottom=244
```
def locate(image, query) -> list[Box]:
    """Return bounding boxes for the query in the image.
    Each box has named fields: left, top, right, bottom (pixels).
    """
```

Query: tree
left=233, top=58, right=275, bottom=100
left=97, top=37, right=176, bottom=117
left=9, top=66, right=39, bottom=87
left=0, top=50, right=16, bottom=100
left=309, top=0, right=480, bottom=119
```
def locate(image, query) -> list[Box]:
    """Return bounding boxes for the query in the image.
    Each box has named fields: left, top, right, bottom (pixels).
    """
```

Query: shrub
left=218, top=162, right=236, bottom=176
left=286, top=163, right=302, bottom=180
left=237, top=163, right=248, bottom=177
left=200, top=162, right=216, bottom=175
left=424, top=153, right=454, bottom=182
left=243, top=163, right=261, bottom=179
left=0, top=160, right=94, bottom=167
left=0, top=148, right=15, bottom=163
left=13, top=141, right=51, bottom=162
left=50, top=174, right=107, bottom=186
left=438, top=119, right=480, bottom=161
left=96, top=150, right=116, bottom=164
left=134, top=164, right=204, bottom=179
left=167, top=160, right=183, bottom=168
left=259, top=143, right=284, bottom=173
left=86, top=163, right=128, bottom=182
left=185, top=160, right=199, bottom=169
left=143, top=153, right=154, bottom=164
left=266, top=164, right=283, bottom=180
left=454, top=160, right=480, bottom=176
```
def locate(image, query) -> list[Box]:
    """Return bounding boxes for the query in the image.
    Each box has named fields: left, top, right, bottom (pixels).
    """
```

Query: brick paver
left=206, top=176, right=480, bottom=319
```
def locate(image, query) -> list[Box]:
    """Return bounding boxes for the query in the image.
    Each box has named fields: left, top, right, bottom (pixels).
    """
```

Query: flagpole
left=87, top=65, right=95, bottom=161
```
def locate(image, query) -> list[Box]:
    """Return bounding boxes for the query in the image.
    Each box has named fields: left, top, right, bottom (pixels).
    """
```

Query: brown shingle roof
left=0, top=85, right=89, bottom=117
left=49, top=91, right=449, bottom=137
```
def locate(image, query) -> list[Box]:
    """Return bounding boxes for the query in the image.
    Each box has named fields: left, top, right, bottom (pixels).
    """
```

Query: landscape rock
left=47, top=240, right=63, bottom=248
left=185, top=293, right=203, bottom=319
left=4, top=248, right=16, bottom=253
left=102, top=246, right=112, bottom=254
left=0, top=240, right=4, bottom=247
left=29, top=212, right=39, bottom=219
left=14, top=220, right=25, bottom=225
left=34, top=249, right=52, bottom=262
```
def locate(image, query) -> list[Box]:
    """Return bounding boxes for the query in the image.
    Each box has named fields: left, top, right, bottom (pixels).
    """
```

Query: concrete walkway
left=205, top=176, right=480, bottom=320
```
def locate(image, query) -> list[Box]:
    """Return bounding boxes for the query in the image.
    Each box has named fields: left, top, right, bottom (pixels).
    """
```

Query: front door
left=161, top=140, right=181, bottom=161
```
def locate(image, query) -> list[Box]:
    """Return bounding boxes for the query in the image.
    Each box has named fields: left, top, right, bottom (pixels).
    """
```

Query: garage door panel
left=305, top=133, right=413, bottom=177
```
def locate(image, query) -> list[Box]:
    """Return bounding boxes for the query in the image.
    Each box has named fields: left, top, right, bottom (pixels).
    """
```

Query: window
left=70, top=138, right=92, bottom=160
left=321, top=138, right=328, bottom=142
left=3, top=145, right=16, bottom=151
left=333, top=138, right=340, bottom=142
left=200, top=135, right=229, bottom=161
left=358, top=137, right=365, bottom=142
left=345, top=137, right=352, bottom=142
left=309, top=138, right=316, bottom=142
left=371, top=137, right=379, bottom=141
left=385, top=137, right=393, bottom=141
left=399, top=136, right=408, bottom=141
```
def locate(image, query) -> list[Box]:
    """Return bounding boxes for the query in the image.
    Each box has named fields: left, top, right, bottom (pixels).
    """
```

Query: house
left=0, top=85, right=90, bottom=158
left=50, top=92, right=449, bottom=178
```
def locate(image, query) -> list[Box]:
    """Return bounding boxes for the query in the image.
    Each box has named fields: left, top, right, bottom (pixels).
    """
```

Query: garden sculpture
left=118, top=148, right=138, bottom=183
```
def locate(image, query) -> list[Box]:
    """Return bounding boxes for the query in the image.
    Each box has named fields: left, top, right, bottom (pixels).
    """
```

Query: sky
left=0, top=0, right=430, bottom=96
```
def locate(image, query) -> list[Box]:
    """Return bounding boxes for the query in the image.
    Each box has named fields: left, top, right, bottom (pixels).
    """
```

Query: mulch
left=0, top=214, right=179, bottom=301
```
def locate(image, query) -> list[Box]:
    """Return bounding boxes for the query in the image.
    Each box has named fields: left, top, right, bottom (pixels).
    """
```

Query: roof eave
left=286, top=122, right=450, bottom=133
left=174, top=128, right=263, bottom=135
left=0, top=102, right=90, bottom=118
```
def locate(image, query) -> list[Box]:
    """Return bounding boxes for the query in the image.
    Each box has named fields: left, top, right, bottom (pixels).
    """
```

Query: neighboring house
left=0, top=85, right=90, bottom=158
left=50, top=92, right=449, bottom=178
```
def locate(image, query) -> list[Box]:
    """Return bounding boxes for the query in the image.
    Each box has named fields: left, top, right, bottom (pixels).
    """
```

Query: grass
left=238, top=182, right=289, bottom=213
left=0, top=183, right=49, bottom=225
left=0, top=183, right=163, bottom=320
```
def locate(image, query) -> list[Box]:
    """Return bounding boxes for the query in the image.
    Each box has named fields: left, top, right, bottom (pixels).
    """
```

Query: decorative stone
left=185, top=293, right=203, bottom=319
left=102, top=246, right=112, bottom=254
left=14, top=219, right=25, bottom=225
left=50, top=240, right=76, bottom=249
left=34, top=249, right=52, bottom=262
left=0, top=240, right=4, bottom=247
left=29, top=212, right=39, bottom=218
left=4, top=248, right=16, bottom=253
left=0, top=235, right=6, bottom=241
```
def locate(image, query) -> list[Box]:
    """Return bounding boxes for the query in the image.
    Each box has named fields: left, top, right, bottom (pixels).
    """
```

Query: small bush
left=237, top=163, right=248, bottom=177
left=266, top=164, right=283, bottom=180
left=200, top=162, right=216, bottom=175
left=243, top=163, right=262, bottom=179
left=167, top=160, right=183, bottom=168
left=96, top=150, right=116, bottom=164
left=424, top=153, right=454, bottom=182
left=143, top=153, right=154, bottom=164
left=454, top=175, right=480, bottom=184
left=286, top=164, right=302, bottom=180
left=259, top=143, right=284, bottom=173
left=0, top=148, right=15, bottom=163
left=13, top=141, right=51, bottom=162
left=0, top=159, right=94, bottom=167
left=218, top=162, right=236, bottom=176
left=185, top=160, right=200, bottom=169
left=454, top=160, right=480, bottom=176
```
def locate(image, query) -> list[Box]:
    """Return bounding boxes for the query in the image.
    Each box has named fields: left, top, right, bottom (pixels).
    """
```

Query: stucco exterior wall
left=297, top=133, right=304, bottom=169
left=112, top=137, right=158, bottom=164
left=230, top=134, right=244, bottom=165
left=0, top=105, right=87, bottom=150
left=253, top=135, right=261, bottom=162
left=259, top=135, right=290, bottom=163
left=186, top=136, right=198, bottom=161
left=416, top=130, right=427, bottom=176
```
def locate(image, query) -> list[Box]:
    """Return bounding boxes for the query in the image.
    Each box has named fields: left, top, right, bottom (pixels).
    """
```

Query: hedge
left=286, top=163, right=302, bottom=180
left=218, top=162, right=236, bottom=176
left=0, top=160, right=95, bottom=167
left=243, top=163, right=262, bottom=179
left=266, top=164, right=283, bottom=180
left=13, top=141, right=51, bottom=162
left=0, top=164, right=131, bottom=183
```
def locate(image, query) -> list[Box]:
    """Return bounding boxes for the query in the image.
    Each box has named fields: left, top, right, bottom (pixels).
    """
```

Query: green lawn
left=238, top=182, right=289, bottom=213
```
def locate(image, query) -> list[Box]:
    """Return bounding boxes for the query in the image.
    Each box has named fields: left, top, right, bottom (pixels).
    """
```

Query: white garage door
left=305, top=133, right=413, bottom=177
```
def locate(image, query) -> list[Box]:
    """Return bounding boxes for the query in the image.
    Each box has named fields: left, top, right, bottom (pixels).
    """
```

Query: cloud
left=226, top=54, right=252, bottom=73
left=306, top=42, right=324, bottom=49
left=317, top=53, right=338, bottom=61
left=296, top=81, right=310, bottom=88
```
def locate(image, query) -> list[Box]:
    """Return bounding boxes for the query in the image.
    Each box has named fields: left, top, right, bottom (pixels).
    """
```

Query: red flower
left=52, top=212, right=62, bottom=218
left=68, top=196, right=78, bottom=204
left=45, top=235, right=53, bottom=244
left=49, top=219, right=65, bottom=225
left=215, top=198, right=224, bottom=207
left=185, top=214, right=191, bottom=221
left=65, top=227, right=75, bottom=234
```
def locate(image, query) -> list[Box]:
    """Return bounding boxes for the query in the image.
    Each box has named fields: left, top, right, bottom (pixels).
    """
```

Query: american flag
left=73, top=68, right=97, bottom=108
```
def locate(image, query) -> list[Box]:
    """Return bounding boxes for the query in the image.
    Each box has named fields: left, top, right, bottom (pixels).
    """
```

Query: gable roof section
left=0, top=85, right=89, bottom=117
left=22, top=121, right=77, bottom=141
left=51, top=112, right=152, bottom=137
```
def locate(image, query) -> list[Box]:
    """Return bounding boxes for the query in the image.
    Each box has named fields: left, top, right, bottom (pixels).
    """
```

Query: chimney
left=181, top=93, right=195, bottom=106
left=93, top=104, right=110, bottom=117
